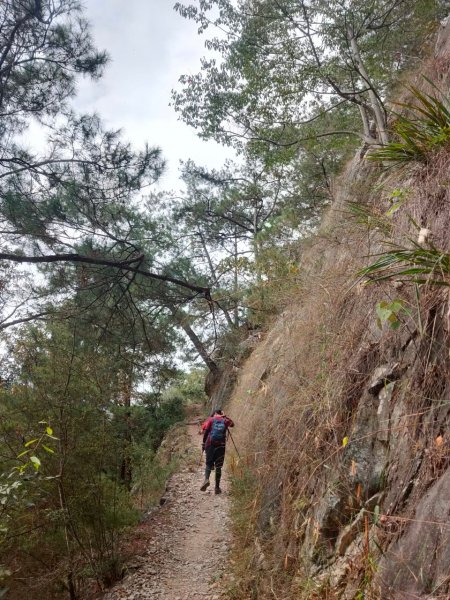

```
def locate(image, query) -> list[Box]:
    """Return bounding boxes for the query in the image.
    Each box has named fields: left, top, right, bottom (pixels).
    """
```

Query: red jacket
left=202, top=414, right=234, bottom=448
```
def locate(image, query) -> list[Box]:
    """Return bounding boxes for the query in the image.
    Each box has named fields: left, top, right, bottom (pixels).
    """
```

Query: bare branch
left=0, top=252, right=212, bottom=298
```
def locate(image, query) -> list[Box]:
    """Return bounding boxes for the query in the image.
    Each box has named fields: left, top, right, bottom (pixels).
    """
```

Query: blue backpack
left=210, top=417, right=226, bottom=445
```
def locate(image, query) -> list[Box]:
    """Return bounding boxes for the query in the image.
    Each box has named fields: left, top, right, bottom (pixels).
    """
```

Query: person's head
left=214, top=409, right=223, bottom=416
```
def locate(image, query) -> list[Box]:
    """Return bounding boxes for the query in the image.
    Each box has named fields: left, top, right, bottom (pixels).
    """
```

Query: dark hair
left=214, top=409, right=224, bottom=416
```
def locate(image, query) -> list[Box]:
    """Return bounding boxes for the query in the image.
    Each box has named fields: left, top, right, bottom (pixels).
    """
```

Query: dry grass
left=225, top=120, right=450, bottom=597
left=220, top=24, right=450, bottom=599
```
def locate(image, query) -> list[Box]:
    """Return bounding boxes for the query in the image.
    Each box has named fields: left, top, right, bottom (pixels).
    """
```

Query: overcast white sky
left=73, top=0, right=233, bottom=190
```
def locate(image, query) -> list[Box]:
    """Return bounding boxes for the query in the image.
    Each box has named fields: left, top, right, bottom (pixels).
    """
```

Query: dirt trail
left=104, top=422, right=232, bottom=600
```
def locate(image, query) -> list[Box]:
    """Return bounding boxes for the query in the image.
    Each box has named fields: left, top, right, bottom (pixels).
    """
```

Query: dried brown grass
left=225, top=141, right=450, bottom=598
left=222, top=26, right=450, bottom=598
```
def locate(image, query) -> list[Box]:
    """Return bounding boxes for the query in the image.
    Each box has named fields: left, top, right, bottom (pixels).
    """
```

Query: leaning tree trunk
left=168, top=305, right=219, bottom=375
left=348, top=29, right=389, bottom=145
left=233, top=228, right=239, bottom=328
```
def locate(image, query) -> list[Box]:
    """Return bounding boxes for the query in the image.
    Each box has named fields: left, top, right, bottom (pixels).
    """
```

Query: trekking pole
left=198, top=446, right=204, bottom=467
left=227, top=430, right=241, bottom=460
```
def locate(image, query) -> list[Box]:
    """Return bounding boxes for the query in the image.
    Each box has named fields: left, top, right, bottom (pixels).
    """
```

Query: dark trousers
left=205, top=444, right=226, bottom=487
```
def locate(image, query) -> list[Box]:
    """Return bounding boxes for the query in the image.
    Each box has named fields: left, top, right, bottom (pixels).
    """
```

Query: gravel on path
left=103, top=423, right=232, bottom=600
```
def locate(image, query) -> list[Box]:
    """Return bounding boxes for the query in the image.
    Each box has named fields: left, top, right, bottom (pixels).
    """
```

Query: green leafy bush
left=131, top=446, right=177, bottom=508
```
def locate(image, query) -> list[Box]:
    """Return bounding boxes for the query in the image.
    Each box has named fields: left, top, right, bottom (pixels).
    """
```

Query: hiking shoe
left=215, top=486, right=222, bottom=495
left=200, top=479, right=210, bottom=491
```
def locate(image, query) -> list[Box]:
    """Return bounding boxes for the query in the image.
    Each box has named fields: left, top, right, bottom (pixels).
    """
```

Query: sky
left=74, top=0, right=234, bottom=190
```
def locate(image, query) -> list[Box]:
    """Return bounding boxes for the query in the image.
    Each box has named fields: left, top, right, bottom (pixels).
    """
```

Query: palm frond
left=358, top=243, right=450, bottom=287
left=368, top=86, right=450, bottom=165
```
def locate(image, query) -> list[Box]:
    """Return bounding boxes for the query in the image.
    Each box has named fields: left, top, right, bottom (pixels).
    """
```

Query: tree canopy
left=0, top=0, right=213, bottom=343
left=173, top=0, right=444, bottom=151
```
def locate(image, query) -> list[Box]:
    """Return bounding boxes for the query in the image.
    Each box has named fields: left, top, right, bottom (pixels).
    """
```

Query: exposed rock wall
left=224, top=20, right=450, bottom=599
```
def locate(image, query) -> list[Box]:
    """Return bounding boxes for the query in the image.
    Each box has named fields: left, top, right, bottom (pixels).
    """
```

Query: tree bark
left=233, top=229, right=239, bottom=328
left=253, top=197, right=264, bottom=311
left=348, top=30, right=389, bottom=145
left=0, top=251, right=212, bottom=298
left=358, top=104, right=375, bottom=143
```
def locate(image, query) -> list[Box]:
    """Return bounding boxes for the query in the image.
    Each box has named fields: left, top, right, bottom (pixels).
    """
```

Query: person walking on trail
left=200, top=409, right=234, bottom=494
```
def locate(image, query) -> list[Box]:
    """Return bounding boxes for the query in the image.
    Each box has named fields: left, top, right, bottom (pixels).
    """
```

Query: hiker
left=200, top=409, right=234, bottom=494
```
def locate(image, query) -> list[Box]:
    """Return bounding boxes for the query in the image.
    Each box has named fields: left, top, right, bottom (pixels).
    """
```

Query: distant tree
left=178, top=158, right=289, bottom=295
left=168, top=151, right=334, bottom=328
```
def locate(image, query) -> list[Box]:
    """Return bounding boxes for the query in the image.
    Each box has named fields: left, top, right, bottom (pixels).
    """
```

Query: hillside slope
left=224, top=19, right=450, bottom=600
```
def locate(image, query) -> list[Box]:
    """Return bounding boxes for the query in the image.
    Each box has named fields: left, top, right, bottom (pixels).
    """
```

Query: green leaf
left=30, top=456, right=41, bottom=470
left=375, top=299, right=407, bottom=330
left=373, top=504, right=380, bottom=525
left=385, top=201, right=402, bottom=216
left=46, top=426, right=53, bottom=436
left=42, top=445, right=55, bottom=454
left=24, top=439, right=38, bottom=448
left=389, top=300, right=403, bottom=313
left=376, top=303, right=391, bottom=322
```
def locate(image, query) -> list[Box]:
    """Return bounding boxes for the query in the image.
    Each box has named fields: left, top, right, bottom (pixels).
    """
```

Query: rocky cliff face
left=223, top=20, right=450, bottom=600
